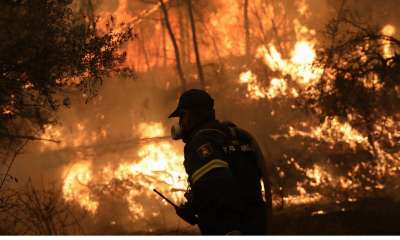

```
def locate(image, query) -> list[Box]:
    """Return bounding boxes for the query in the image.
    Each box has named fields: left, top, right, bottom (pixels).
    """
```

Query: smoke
left=4, top=0, right=400, bottom=234
left=9, top=72, right=191, bottom=233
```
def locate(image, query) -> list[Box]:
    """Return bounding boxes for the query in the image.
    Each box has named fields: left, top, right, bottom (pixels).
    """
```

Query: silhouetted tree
left=0, top=0, right=133, bottom=177
left=302, top=10, right=400, bottom=156
left=187, top=0, right=205, bottom=89
left=159, top=0, right=187, bottom=92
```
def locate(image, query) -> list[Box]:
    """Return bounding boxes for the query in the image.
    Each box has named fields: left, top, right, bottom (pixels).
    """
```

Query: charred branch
left=187, top=0, right=206, bottom=89
left=159, top=0, right=187, bottom=92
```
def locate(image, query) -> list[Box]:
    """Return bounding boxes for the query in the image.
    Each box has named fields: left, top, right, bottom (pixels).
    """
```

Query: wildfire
left=240, top=19, right=322, bottom=100
left=209, top=0, right=243, bottom=55
left=290, top=41, right=321, bottom=85
left=296, top=0, right=310, bottom=17
left=291, top=41, right=316, bottom=65
left=40, top=122, right=108, bottom=151
left=32, top=1, right=400, bottom=229
left=236, top=10, right=400, bottom=206
left=256, top=39, right=322, bottom=87
left=60, top=122, right=187, bottom=221
left=311, top=210, right=326, bottom=216
left=136, top=122, right=166, bottom=138
left=305, top=164, right=332, bottom=187
left=381, top=24, right=396, bottom=58
left=239, top=71, right=267, bottom=100
left=267, top=78, right=288, bottom=99
left=283, top=114, right=400, bottom=202
left=238, top=13, right=398, bottom=207
left=282, top=193, right=323, bottom=206
left=40, top=125, right=64, bottom=150
left=62, top=160, right=99, bottom=214
left=288, top=117, right=369, bottom=151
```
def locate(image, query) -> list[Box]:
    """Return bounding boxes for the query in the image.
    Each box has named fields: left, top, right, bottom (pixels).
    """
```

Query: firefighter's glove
left=175, top=203, right=199, bottom=226
left=184, top=188, right=193, bottom=202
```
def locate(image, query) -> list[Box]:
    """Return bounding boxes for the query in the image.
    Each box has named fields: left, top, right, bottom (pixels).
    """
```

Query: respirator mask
left=171, top=124, right=183, bottom=140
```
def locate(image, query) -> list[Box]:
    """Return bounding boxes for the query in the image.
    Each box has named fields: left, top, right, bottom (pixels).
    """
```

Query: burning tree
left=300, top=11, right=400, bottom=192
left=307, top=15, right=400, bottom=151
left=232, top=1, right=400, bottom=207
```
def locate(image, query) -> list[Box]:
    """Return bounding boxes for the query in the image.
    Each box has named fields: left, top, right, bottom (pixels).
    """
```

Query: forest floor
left=128, top=196, right=400, bottom=235
left=271, top=196, right=400, bottom=235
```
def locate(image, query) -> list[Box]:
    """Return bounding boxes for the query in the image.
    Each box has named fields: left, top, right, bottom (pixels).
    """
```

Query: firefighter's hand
left=184, top=187, right=194, bottom=202
left=175, top=203, right=199, bottom=226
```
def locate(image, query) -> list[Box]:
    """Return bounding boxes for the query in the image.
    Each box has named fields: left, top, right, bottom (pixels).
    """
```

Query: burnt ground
left=128, top=196, right=400, bottom=235
left=271, top=197, right=400, bottom=235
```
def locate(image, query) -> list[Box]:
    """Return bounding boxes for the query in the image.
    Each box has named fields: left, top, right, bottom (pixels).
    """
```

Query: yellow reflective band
left=191, top=159, right=229, bottom=184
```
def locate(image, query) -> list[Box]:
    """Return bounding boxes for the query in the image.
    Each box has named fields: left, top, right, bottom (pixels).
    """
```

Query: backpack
left=219, top=121, right=264, bottom=205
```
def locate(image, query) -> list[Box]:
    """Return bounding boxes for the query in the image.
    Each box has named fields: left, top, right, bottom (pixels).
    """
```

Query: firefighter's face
left=179, top=109, right=191, bottom=131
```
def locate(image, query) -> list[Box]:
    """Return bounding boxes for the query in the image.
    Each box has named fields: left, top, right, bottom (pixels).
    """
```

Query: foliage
left=0, top=0, right=133, bottom=153
left=302, top=13, right=400, bottom=150
left=0, top=181, right=85, bottom=234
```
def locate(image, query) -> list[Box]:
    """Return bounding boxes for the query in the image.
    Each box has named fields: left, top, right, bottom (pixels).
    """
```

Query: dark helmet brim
left=168, top=106, right=181, bottom=118
left=168, top=89, right=214, bottom=118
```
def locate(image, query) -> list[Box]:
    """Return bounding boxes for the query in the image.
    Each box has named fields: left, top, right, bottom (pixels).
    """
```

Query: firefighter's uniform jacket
left=183, top=119, right=268, bottom=235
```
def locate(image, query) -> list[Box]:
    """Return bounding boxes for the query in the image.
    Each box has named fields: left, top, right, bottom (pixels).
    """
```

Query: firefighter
left=168, top=89, right=272, bottom=235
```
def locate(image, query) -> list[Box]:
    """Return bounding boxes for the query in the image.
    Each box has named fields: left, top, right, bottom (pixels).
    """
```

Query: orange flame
left=240, top=19, right=322, bottom=100
left=62, top=160, right=99, bottom=214
left=288, top=117, right=369, bottom=151
left=61, top=122, right=187, bottom=220
left=239, top=71, right=267, bottom=100
left=382, top=24, right=396, bottom=58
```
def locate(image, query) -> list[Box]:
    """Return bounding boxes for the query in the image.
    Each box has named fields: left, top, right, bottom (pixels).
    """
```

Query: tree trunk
left=177, top=1, right=187, bottom=64
left=187, top=0, right=205, bottom=89
left=155, top=22, right=160, bottom=68
left=185, top=13, right=191, bottom=63
left=243, top=0, right=250, bottom=59
left=253, top=7, right=267, bottom=44
left=161, top=11, right=167, bottom=68
left=139, top=26, right=150, bottom=71
left=159, top=0, right=187, bottom=92
left=201, top=21, right=223, bottom=68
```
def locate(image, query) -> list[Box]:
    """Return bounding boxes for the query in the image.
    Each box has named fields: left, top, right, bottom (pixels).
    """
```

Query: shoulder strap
left=191, top=128, right=228, bottom=141
left=228, top=126, right=237, bottom=139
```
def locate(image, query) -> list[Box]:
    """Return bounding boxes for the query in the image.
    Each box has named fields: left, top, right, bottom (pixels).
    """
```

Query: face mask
left=171, top=123, right=183, bottom=140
